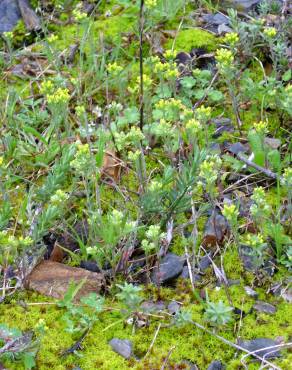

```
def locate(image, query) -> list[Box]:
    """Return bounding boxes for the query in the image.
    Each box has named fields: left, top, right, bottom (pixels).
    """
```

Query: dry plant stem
left=139, top=0, right=144, bottom=131
left=143, top=323, right=161, bottom=360
left=240, top=343, right=292, bottom=369
left=190, top=319, right=284, bottom=370
left=236, top=153, right=282, bottom=181
left=193, top=71, right=219, bottom=109
left=160, top=345, right=176, bottom=370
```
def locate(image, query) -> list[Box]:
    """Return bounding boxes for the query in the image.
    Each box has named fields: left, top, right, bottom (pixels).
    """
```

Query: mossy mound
left=165, top=29, right=218, bottom=52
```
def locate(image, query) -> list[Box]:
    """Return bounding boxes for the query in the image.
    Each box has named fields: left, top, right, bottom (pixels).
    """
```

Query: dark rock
left=202, top=211, right=229, bottom=248
left=202, top=13, right=230, bottom=26
left=151, top=253, right=185, bottom=285
left=80, top=260, right=101, bottom=273
left=0, top=0, right=21, bottom=33
left=262, top=258, right=277, bottom=276
left=179, top=360, right=199, bottom=370
left=199, top=254, right=212, bottom=271
left=207, top=360, right=224, bottom=370
left=228, top=142, right=249, bottom=155
left=264, top=137, right=281, bottom=149
left=227, top=279, right=240, bottom=286
left=175, top=51, right=192, bottom=65
left=218, top=24, right=233, bottom=35
left=237, top=338, right=281, bottom=359
left=109, top=338, right=133, bottom=359
left=180, top=266, right=202, bottom=282
left=244, top=286, right=258, bottom=298
left=222, top=0, right=260, bottom=11
left=238, top=244, right=259, bottom=271
left=141, top=300, right=166, bottom=312
left=167, top=301, right=181, bottom=315
left=253, top=300, right=276, bottom=314
left=209, top=142, right=221, bottom=152
left=212, top=118, right=234, bottom=138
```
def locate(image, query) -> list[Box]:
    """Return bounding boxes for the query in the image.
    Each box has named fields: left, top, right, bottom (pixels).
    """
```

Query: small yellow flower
left=145, top=0, right=157, bottom=9
left=254, top=120, right=268, bottom=134
left=0, top=157, right=3, bottom=166
left=107, top=62, right=123, bottom=75
left=76, top=105, right=86, bottom=117
left=223, top=32, right=239, bottom=46
left=47, top=34, right=58, bottom=43
left=186, top=119, right=201, bottom=134
left=40, top=80, right=54, bottom=95
left=196, top=105, right=212, bottom=122
left=164, top=49, right=177, bottom=60
left=263, top=27, right=277, bottom=38
left=73, top=8, right=87, bottom=21
left=215, top=48, right=234, bottom=67
left=47, top=88, right=70, bottom=105
left=3, top=31, right=13, bottom=40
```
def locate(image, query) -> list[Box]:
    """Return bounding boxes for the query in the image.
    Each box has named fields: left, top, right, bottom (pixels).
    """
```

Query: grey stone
left=167, top=301, right=181, bottom=315
left=237, top=338, right=281, bottom=359
left=151, top=253, right=185, bottom=285
left=198, top=254, right=212, bottom=271
left=253, top=300, right=276, bottom=314
left=207, top=360, right=224, bottom=370
left=228, top=142, right=249, bottom=155
left=141, top=300, right=165, bottom=312
left=244, top=286, right=258, bottom=298
left=109, top=338, right=133, bottom=359
left=264, top=137, right=281, bottom=149
left=0, top=0, right=21, bottom=33
left=223, top=0, right=260, bottom=11
left=180, top=266, right=202, bottom=282
left=203, top=13, right=230, bottom=26
left=218, top=24, right=233, bottom=35
left=238, top=245, right=259, bottom=271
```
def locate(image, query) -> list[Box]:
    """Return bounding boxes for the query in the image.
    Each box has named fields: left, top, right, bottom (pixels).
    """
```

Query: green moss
left=1, top=279, right=291, bottom=370
left=165, top=29, right=218, bottom=52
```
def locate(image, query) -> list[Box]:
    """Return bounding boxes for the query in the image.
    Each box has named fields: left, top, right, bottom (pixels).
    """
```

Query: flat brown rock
left=25, top=261, right=104, bottom=301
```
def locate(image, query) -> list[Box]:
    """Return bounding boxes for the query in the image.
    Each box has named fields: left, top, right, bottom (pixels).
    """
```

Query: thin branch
left=236, top=153, right=282, bottom=182
left=139, top=0, right=144, bottom=130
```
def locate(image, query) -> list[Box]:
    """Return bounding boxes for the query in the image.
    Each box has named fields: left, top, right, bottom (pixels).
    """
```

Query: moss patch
left=165, top=29, right=218, bottom=52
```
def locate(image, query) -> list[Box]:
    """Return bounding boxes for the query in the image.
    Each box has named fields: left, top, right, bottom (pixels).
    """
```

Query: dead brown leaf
left=25, top=261, right=104, bottom=301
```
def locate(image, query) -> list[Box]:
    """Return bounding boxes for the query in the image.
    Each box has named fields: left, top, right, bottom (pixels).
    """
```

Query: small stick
left=139, top=0, right=144, bottom=130
left=160, top=345, right=176, bottom=370
left=190, top=320, right=283, bottom=370
left=236, top=153, right=282, bottom=182
left=143, top=323, right=161, bottom=360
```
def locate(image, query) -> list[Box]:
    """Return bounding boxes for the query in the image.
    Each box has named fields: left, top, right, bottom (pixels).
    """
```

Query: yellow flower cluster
left=145, top=0, right=157, bottom=8
left=254, top=120, right=268, bottom=134
left=47, top=34, right=58, bottom=43
left=0, top=157, right=3, bottom=167
left=263, top=27, right=277, bottom=38
left=215, top=48, right=234, bottom=67
left=73, top=8, right=87, bottom=21
left=282, top=167, right=292, bottom=186
left=76, top=105, right=86, bottom=117
left=222, top=203, right=239, bottom=221
left=244, top=233, right=265, bottom=247
left=154, top=61, right=179, bottom=79
left=50, top=189, right=69, bottom=205
left=196, top=105, right=212, bottom=122
left=185, top=119, right=201, bottom=134
left=164, top=49, right=177, bottom=60
left=47, top=87, right=70, bottom=105
left=107, top=62, right=123, bottom=75
left=40, top=80, right=54, bottom=95
left=3, top=31, right=13, bottom=40
left=155, top=98, right=185, bottom=110
left=223, top=32, right=239, bottom=45
left=128, top=150, right=141, bottom=162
